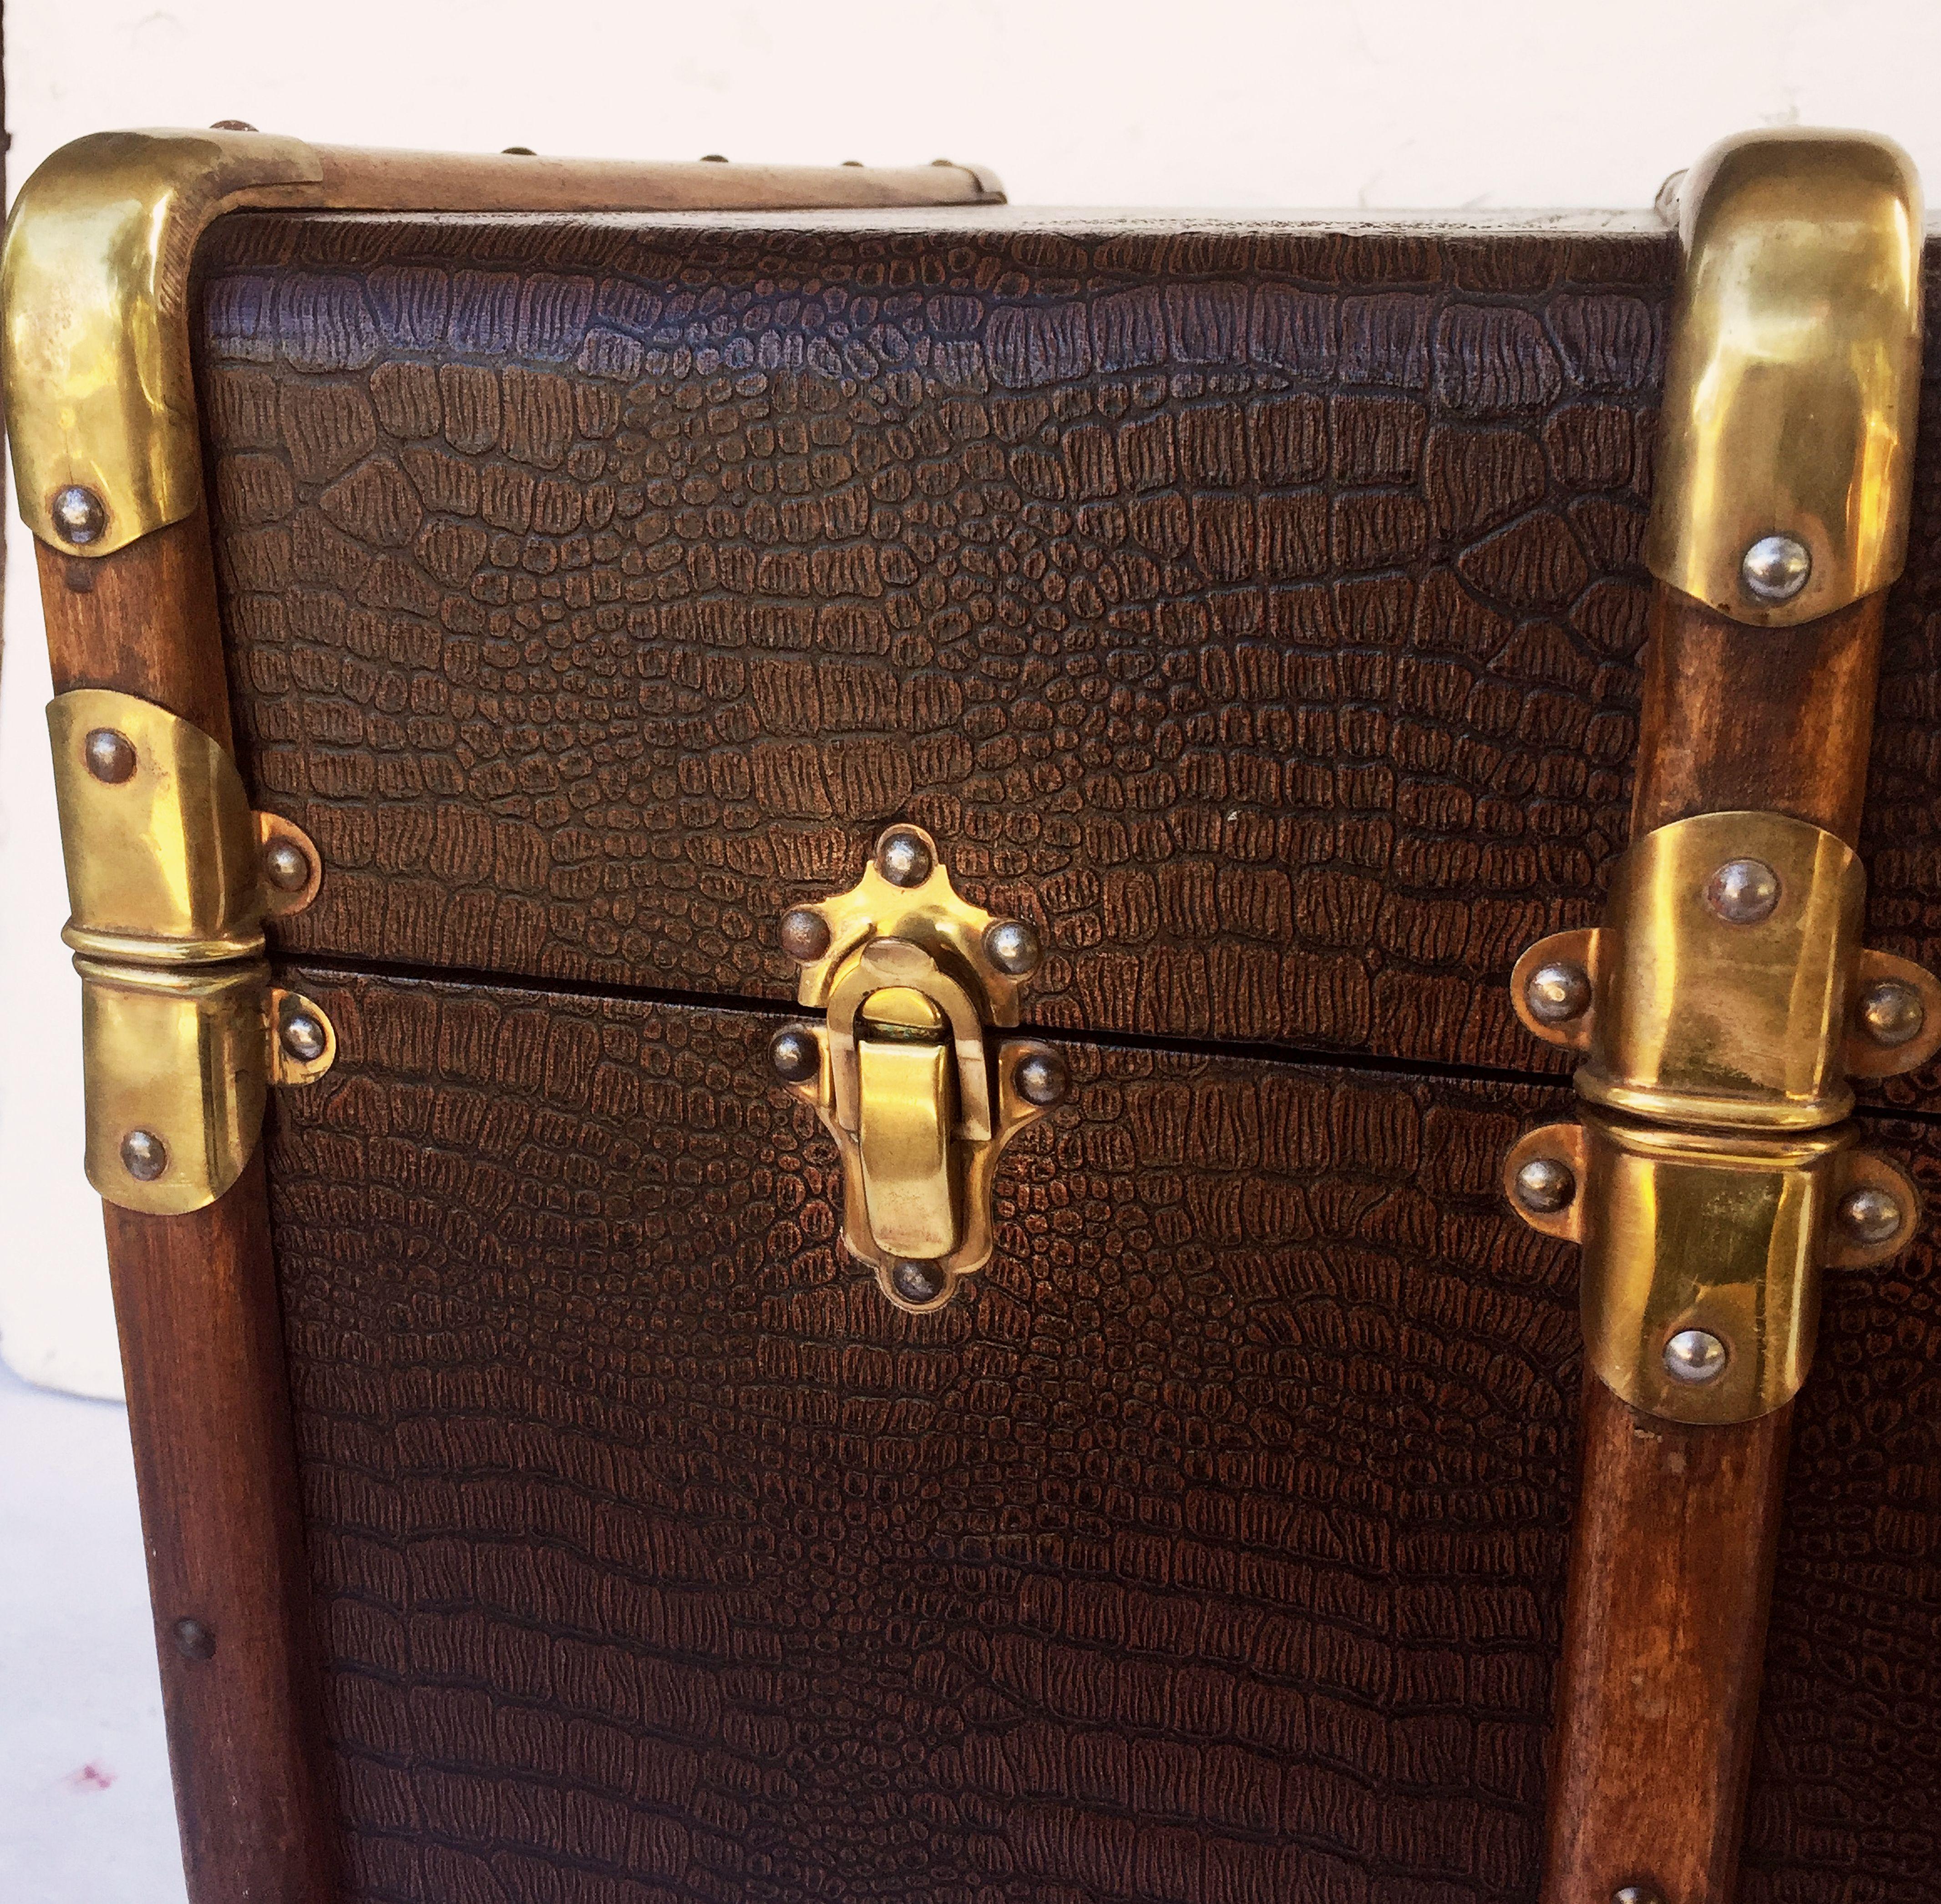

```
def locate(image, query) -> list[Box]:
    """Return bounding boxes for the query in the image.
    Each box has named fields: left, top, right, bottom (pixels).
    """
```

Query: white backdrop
left=8, top=0, right=1941, bottom=1395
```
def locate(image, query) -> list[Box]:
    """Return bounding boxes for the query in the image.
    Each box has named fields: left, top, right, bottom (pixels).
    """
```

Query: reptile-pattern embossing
left=190, top=213, right=1941, bottom=1897
left=1742, top=1113, right=1941, bottom=1904
left=198, top=213, right=1676, bottom=1077
left=270, top=967, right=1584, bottom=1904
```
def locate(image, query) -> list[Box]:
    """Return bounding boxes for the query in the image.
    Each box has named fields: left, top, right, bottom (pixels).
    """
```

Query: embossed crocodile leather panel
left=1741, top=1111, right=1941, bottom=1904
left=269, top=967, right=1586, bottom=1903
left=199, top=213, right=1685, bottom=1077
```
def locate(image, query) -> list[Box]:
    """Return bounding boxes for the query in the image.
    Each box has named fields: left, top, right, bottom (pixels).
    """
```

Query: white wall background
left=5, top=0, right=1941, bottom=1396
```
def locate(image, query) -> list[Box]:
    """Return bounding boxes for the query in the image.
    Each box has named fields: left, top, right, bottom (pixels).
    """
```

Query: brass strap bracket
left=770, top=826, right=1069, bottom=1313
left=49, top=688, right=334, bottom=1214
left=1509, top=810, right=1931, bottom=1424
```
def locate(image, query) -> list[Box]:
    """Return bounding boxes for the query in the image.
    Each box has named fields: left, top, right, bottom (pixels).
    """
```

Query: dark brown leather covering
left=192, top=213, right=1941, bottom=1107
left=191, top=213, right=1941, bottom=1900
left=200, top=211, right=1677, bottom=1081
left=267, top=967, right=1941, bottom=1904
left=272, top=967, right=1581, bottom=1903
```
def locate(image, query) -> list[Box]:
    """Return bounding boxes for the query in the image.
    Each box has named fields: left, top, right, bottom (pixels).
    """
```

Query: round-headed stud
left=1703, top=858, right=1780, bottom=925
left=1839, top=1184, right=1904, bottom=1246
left=172, top=1617, right=217, bottom=1661
left=769, top=1026, right=820, bottom=1084
left=51, top=485, right=107, bottom=547
left=263, top=838, right=313, bottom=893
left=876, top=828, right=933, bottom=889
left=1513, top=1156, right=1575, bottom=1214
left=1663, top=1327, right=1728, bottom=1386
left=279, top=1009, right=328, bottom=1064
left=83, top=727, right=137, bottom=785
left=1741, top=533, right=1812, bottom=605
left=1612, top=1888, right=1665, bottom=1904
left=889, top=1260, right=949, bottom=1306
left=1014, top=1046, right=1070, bottom=1109
left=1525, top=960, right=1592, bottom=1027
left=1858, top=978, right=1926, bottom=1050
left=120, top=1129, right=168, bottom=1183
left=984, top=919, right=1043, bottom=978
left=779, top=907, right=831, bottom=963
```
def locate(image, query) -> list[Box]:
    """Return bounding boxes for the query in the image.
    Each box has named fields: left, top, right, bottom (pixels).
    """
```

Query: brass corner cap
left=1646, top=127, right=1925, bottom=627
left=3, top=128, right=324, bottom=557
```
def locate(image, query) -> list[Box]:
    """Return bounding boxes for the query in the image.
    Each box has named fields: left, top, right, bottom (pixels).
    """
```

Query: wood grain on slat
left=1541, top=584, right=1890, bottom=1904
left=40, top=522, right=337, bottom=1904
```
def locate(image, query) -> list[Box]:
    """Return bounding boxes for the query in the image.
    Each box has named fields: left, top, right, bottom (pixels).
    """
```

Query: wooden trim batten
left=1537, top=585, right=1894, bottom=1904
left=39, top=521, right=340, bottom=1904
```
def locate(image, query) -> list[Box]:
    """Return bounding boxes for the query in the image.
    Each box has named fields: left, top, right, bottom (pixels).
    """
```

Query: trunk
left=8, top=123, right=1941, bottom=1904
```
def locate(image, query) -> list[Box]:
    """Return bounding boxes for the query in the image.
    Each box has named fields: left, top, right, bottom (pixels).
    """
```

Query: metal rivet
left=172, top=1618, right=217, bottom=1661
left=1612, top=1888, right=1664, bottom=1904
left=120, top=1129, right=168, bottom=1182
left=1741, top=533, right=1812, bottom=604
left=1858, top=979, right=1926, bottom=1049
left=1514, top=1157, right=1575, bottom=1213
left=280, top=1010, right=328, bottom=1064
left=1014, top=1047, right=1069, bottom=1108
left=1525, top=960, right=1592, bottom=1026
left=889, top=1260, right=948, bottom=1305
left=51, top=485, right=107, bottom=546
left=1839, top=1185, right=1904, bottom=1245
left=984, top=919, right=1043, bottom=977
left=1664, top=1328, right=1728, bottom=1385
left=876, top=829, right=933, bottom=889
left=262, top=838, right=312, bottom=893
left=779, top=907, right=831, bottom=963
left=769, top=1026, right=819, bottom=1084
left=83, top=728, right=137, bottom=784
left=1704, top=858, right=1780, bottom=924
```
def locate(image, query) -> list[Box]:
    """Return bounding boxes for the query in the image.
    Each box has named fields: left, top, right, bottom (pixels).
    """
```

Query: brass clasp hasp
left=770, top=827, right=1068, bottom=1313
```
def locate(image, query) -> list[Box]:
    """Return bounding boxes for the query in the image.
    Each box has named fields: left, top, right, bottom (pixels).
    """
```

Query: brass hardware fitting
left=2, top=128, right=1004, bottom=557
left=1509, top=808, right=1934, bottom=1424
left=1513, top=812, right=1941, bottom=1127
left=773, top=826, right=1065, bottom=1313
left=1646, top=129, right=1924, bottom=627
left=1507, top=1113, right=1916, bottom=1427
left=49, top=688, right=332, bottom=1214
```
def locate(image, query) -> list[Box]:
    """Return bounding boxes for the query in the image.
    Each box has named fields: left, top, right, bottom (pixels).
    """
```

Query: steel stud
left=1663, top=1328, right=1728, bottom=1385
left=1741, top=532, right=1812, bottom=604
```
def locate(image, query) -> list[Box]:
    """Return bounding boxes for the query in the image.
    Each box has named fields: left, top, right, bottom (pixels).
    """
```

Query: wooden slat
left=1540, top=582, right=1889, bottom=1904
left=39, top=513, right=338, bottom=1904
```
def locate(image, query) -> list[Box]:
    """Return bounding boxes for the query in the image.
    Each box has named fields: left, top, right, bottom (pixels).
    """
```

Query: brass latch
left=770, top=826, right=1068, bottom=1311
left=1508, top=810, right=1935, bottom=1424
left=48, top=688, right=335, bottom=1214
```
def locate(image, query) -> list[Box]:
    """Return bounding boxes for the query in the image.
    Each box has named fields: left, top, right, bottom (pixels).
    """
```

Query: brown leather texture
left=198, top=211, right=1679, bottom=1081
left=267, top=966, right=1941, bottom=1904
left=196, top=213, right=1941, bottom=1897
left=191, top=214, right=1941, bottom=1105
left=271, top=966, right=1584, bottom=1904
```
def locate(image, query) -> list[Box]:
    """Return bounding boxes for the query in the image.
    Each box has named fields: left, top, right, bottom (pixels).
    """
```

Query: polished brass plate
left=1647, top=129, right=1924, bottom=625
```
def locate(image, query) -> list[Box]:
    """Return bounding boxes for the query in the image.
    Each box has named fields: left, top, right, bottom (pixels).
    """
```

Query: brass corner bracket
left=1, top=128, right=1005, bottom=559
left=770, top=826, right=1068, bottom=1314
left=1508, top=807, right=1933, bottom=1424
left=1647, top=128, right=1924, bottom=626
left=49, top=687, right=333, bottom=1214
